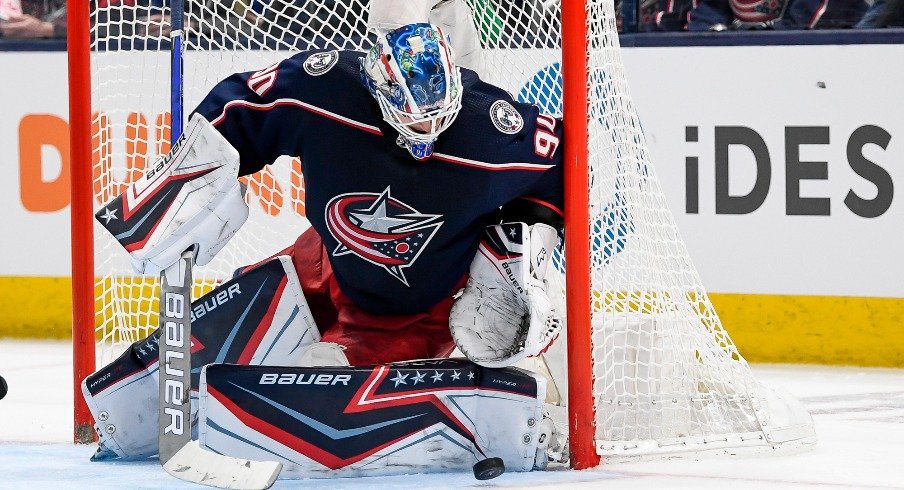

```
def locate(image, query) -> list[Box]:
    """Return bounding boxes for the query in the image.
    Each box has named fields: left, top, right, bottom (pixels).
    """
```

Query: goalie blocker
left=198, top=359, right=565, bottom=478
left=94, top=113, right=249, bottom=275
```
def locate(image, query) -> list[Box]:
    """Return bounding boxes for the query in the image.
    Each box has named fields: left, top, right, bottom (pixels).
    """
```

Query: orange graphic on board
left=19, top=114, right=70, bottom=212
left=18, top=111, right=306, bottom=218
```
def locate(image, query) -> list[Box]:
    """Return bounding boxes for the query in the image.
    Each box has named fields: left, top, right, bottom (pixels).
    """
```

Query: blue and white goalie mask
left=361, top=23, right=463, bottom=160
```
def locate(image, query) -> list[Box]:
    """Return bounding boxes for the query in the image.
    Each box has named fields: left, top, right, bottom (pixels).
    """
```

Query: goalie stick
left=158, top=249, right=283, bottom=489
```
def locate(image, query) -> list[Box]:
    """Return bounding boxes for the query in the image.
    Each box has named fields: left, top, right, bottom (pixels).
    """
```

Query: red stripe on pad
left=237, top=276, right=289, bottom=364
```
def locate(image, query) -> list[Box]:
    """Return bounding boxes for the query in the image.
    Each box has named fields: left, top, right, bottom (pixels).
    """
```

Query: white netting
left=87, top=0, right=813, bottom=459
left=579, top=0, right=813, bottom=457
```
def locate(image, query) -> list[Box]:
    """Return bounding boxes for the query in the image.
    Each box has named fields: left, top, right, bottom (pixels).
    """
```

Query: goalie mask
left=361, top=23, right=463, bottom=160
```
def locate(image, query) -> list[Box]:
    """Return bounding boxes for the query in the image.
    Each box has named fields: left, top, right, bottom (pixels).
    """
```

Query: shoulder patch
left=303, top=51, right=339, bottom=76
left=489, top=100, right=524, bottom=134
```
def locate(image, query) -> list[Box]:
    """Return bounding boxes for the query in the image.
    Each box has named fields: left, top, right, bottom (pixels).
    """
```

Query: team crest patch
left=325, top=186, right=443, bottom=286
left=304, top=51, right=339, bottom=76
left=490, top=100, right=523, bottom=134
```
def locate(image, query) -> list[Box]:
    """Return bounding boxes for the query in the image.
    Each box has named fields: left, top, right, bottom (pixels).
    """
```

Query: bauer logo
left=502, top=262, right=525, bottom=295
left=162, top=288, right=187, bottom=437
left=490, top=100, right=523, bottom=134
left=191, top=283, right=241, bottom=322
left=145, top=130, right=187, bottom=180
left=259, top=373, right=352, bottom=386
left=304, top=50, right=339, bottom=76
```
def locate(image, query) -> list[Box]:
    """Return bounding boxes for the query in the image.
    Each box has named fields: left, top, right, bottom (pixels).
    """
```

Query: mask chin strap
left=397, top=135, right=435, bottom=160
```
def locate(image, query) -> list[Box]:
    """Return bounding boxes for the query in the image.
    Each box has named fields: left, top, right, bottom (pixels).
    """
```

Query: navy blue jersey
left=193, top=50, right=564, bottom=315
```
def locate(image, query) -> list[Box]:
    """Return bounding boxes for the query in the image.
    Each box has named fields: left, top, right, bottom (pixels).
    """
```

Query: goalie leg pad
left=82, top=255, right=319, bottom=459
left=198, top=360, right=548, bottom=478
left=295, top=342, right=350, bottom=367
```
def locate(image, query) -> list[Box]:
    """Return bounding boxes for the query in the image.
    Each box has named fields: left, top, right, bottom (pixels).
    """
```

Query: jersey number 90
left=534, top=115, right=560, bottom=159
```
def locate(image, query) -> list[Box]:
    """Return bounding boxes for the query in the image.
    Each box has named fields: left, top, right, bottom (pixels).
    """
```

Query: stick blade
left=162, top=441, right=282, bottom=490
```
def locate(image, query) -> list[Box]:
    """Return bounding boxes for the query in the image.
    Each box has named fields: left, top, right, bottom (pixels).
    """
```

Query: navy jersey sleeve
left=191, top=56, right=305, bottom=176
left=449, top=72, right=566, bottom=227
left=486, top=88, right=565, bottom=227
left=508, top=110, right=565, bottom=226
left=192, top=50, right=360, bottom=177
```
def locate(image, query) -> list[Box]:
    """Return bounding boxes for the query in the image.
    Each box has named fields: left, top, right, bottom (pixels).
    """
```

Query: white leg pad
left=82, top=255, right=320, bottom=460
left=197, top=360, right=550, bottom=478
left=296, top=342, right=351, bottom=367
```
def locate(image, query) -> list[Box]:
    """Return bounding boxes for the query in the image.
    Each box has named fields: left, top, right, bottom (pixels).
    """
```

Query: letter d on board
left=715, top=126, right=771, bottom=214
left=19, top=115, right=70, bottom=212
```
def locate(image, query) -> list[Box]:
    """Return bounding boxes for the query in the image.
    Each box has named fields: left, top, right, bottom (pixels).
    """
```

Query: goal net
left=72, top=0, right=816, bottom=464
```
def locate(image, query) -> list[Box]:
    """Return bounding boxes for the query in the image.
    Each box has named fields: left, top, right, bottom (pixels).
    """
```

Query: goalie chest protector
left=193, top=50, right=564, bottom=316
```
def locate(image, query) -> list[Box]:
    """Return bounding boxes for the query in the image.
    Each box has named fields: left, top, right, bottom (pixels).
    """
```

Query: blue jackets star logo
left=100, top=207, right=118, bottom=224
left=325, top=186, right=443, bottom=286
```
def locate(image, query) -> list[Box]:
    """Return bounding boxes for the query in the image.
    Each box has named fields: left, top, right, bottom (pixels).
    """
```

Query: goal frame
left=68, top=0, right=792, bottom=469
left=68, top=0, right=661, bottom=470
left=67, top=0, right=600, bottom=461
left=560, top=0, right=599, bottom=470
left=68, top=0, right=95, bottom=445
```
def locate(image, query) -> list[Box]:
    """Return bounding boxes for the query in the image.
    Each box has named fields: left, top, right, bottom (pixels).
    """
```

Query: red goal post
left=561, top=0, right=596, bottom=469
left=68, top=0, right=95, bottom=445
left=68, top=0, right=816, bottom=468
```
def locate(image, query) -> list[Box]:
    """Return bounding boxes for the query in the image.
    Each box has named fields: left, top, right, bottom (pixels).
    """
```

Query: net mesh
left=88, top=0, right=811, bottom=459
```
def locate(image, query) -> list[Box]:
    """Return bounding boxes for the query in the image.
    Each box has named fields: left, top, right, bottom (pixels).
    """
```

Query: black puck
left=473, top=457, right=505, bottom=480
left=0, top=375, right=7, bottom=400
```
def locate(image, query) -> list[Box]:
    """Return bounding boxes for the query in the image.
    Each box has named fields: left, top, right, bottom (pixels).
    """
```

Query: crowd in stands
left=0, top=0, right=66, bottom=38
left=630, top=0, right=903, bottom=30
left=0, top=0, right=902, bottom=41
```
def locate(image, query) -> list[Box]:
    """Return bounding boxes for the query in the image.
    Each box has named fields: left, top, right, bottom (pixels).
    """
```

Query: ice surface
left=1, top=339, right=903, bottom=489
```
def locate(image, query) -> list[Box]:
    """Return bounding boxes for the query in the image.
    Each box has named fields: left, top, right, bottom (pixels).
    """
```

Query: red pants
left=274, top=228, right=464, bottom=366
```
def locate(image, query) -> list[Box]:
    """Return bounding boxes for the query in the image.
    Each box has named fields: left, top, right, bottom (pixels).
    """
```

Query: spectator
left=93, top=0, right=243, bottom=40
left=0, top=0, right=66, bottom=39
left=855, top=0, right=904, bottom=27
left=248, top=0, right=369, bottom=42
left=613, top=0, right=690, bottom=32
left=688, top=0, right=868, bottom=29
left=633, top=0, right=696, bottom=31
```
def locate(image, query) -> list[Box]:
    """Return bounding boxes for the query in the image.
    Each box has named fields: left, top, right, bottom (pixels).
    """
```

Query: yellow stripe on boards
left=0, top=276, right=72, bottom=338
left=710, top=293, right=904, bottom=368
left=1, top=276, right=902, bottom=367
left=0, top=276, right=219, bottom=340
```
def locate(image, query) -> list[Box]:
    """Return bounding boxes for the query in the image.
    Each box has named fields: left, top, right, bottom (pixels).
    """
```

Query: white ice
left=1, top=339, right=903, bottom=489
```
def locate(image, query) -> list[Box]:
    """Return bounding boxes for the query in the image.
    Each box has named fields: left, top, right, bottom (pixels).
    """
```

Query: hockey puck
left=0, top=375, right=7, bottom=400
left=472, top=457, right=505, bottom=480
